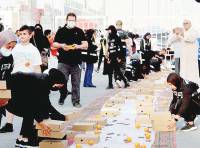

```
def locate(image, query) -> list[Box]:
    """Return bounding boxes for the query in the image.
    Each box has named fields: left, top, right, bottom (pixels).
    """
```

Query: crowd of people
left=0, top=12, right=200, bottom=147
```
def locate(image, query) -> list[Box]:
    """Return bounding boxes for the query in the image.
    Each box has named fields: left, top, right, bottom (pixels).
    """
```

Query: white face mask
left=67, top=21, right=76, bottom=29
left=0, top=47, right=12, bottom=57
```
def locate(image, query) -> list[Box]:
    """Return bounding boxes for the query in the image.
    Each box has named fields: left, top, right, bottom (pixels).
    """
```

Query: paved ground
left=0, top=63, right=200, bottom=148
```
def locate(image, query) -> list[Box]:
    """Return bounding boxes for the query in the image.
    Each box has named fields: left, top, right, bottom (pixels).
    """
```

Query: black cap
left=105, top=25, right=115, bottom=31
left=48, top=68, right=66, bottom=85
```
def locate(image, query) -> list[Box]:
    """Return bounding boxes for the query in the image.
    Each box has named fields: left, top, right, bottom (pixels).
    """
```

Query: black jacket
left=0, top=54, right=13, bottom=80
left=169, top=80, right=199, bottom=116
left=6, top=72, right=62, bottom=122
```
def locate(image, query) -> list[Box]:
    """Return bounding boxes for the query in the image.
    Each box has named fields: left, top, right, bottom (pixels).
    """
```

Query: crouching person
left=5, top=68, right=66, bottom=147
left=167, top=73, right=199, bottom=131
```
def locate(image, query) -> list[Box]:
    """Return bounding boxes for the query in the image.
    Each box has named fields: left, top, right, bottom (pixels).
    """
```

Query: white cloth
left=180, top=28, right=200, bottom=84
left=167, top=34, right=184, bottom=58
left=12, top=43, right=42, bottom=73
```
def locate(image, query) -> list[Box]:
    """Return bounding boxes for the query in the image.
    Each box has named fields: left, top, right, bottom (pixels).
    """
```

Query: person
left=31, top=24, right=50, bottom=72
left=140, top=32, right=154, bottom=75
left=83, top=29, right=98, bottom=87
left=3, top=68, right=67, bottom=147
left=180, top=20, right=200, bottom=84
left=0, top=31, right=17, bottom=126
left=53, top=12, right=88, bottom=107
left=168, top=27, right=184, bottom=74
left=167, top=73, right=200, bottom=131
left=0, top=25, right=42, bottom=133
left=103, top=25, right=130, bottom=89
left=115, top=20, right=131, bottom=87
left=96, top=34, right=106, bottom=72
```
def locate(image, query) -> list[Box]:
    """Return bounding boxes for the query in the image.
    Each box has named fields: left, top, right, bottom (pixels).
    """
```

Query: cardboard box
left=39, top=140, right=68, bottom=148
left=74, top=133, right=100, bottom=144
left=66, top=130, right=78, bottom=139
left=0, top=90, right=11, bottom=99
left=65, top=111, right=80, bottom=121
left=0, top=81, right=7, bottom=89
left=38, top=130, right=66, bottom=139
left=36, top=120, right=67, bottom=132
left=101, top=108, right=120, bottom=117
left=135, top=115, right=152, bottom=126
left=85, top=116, right=107, bottom=126
left=150, top=112, right=172, bottom=121
left=152, top=119, right=176, bottom=131
left=72, top=122, right=96, bottom=132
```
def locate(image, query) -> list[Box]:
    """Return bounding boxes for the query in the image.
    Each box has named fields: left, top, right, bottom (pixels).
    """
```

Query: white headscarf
left=0, top=31, right=17, bottom=48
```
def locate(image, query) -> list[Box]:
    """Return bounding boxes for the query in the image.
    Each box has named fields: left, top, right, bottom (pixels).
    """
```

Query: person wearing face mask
left=167, top=73, right=200, bottom=131
left=0, top=31, right=17, bottom=127
left=53, top=12, right=88, bottom=107
left=3, top=68, right=67, bottom=147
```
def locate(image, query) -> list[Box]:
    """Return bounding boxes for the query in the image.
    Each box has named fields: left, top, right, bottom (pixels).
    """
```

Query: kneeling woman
left=167, top=73, right=199, bottom=131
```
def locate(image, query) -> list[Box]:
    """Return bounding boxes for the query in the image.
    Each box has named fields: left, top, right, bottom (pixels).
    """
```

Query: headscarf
left=0, top=31, right=17, bottom=48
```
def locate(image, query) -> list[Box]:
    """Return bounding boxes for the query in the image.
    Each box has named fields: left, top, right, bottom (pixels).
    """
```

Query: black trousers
left=170, top=103, right=196, bottom=122
left=97, top=49, right=104, bottom=70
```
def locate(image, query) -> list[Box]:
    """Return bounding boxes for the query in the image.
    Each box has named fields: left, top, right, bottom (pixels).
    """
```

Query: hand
left=174, top=114, right=181, bottom=120
left=37, top=121, right=51, bottom=136
left=107, top=58, right=111, bottom=64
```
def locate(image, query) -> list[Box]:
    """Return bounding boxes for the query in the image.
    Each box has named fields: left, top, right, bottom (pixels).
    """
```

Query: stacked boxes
left=0, top=81, right=11, bottom=106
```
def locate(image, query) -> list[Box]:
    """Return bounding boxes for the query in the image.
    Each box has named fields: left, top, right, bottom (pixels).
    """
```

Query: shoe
left=73, top=103, right=82, bottom=108
left=0, top=123, right=13, bottom=133
left=180, top=123, right=197, bottom=131
left=15, top=139, right=22, bottom=147
left=124, top=83, right=130, bottom=88
left=58, top=92, right=68, bottom=105
left=106, top=85, right=114, bottom=89
left=115, top=80, right=122, bottom=88
left=89, top=85, right=96, bottom=88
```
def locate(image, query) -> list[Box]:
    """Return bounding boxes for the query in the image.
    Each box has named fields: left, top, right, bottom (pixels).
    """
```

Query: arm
left=184, top=29, right=199, bottom=43
left=177, top=88, right=191, bottom=115
left=33, top=65, right=41, bottom=73
left=75, top=41, right=88, bottom=50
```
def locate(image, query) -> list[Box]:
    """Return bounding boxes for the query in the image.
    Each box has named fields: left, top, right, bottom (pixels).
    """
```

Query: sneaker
left=181, top=123, right=197, bottom=131
left=15, top=139, right=22, bottom=147
left=124, top=83, right=130, bottom=88
left=115, top=80, right=122, bottom=88
left=106, top=85, right=114, bottom=89
left=0, top=123, right=13, bottom=133
left=73, top=103, right=82, bottom=108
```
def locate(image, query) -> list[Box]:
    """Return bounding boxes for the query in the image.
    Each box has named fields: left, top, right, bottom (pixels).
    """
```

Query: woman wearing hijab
left=167, top=73, right=200, bottom=131
left=0, top=31, right=17, bottom=126
left=140, top=32, right=154, bottom=75
left=103, top=25, right=130, bottom=89
left=83, top=29, right=98, bottom=87
left=30, top=24, right=50, bottom=72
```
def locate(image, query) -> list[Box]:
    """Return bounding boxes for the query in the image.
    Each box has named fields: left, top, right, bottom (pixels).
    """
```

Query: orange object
left=144, top=127, right=150, bottom=133
left=96, top=124, right=102, bottom=130
left=135, top=123, right=141, bottom=129
left=145, top=132, right=151, bottom=141
left=135, top=142, right=140, bottom=148
left=94, top=129, right=101, bottom=135
left=87, top=140, right=94, bottom=145
left=76, top=144, right=82, bottom=148
left=141, top=144, right=147, bottom=148
left=124, top=137, right=132, bottom=143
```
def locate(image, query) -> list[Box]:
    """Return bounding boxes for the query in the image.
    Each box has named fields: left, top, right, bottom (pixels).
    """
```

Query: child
left=0, top=25, right=42, bottom=133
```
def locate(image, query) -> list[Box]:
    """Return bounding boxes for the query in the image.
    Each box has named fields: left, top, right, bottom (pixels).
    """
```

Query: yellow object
left=145, top=132, right=151, bottom=140
left=135, top=142, right=140, bottom=148
left=87, top=140, right=94, bottom=145
left=135, top=123, right=141, bottom=129
left=96, top=124, right=102, bottom=130
left=141, top=144, right=147, bottom=148
left=144, top=127, right=150, bottom=133
left=76, top=144, right=82, bottom=148
left=124, top=137, right=132, bottom=143
left=94, top=129, right=101, bottom=135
